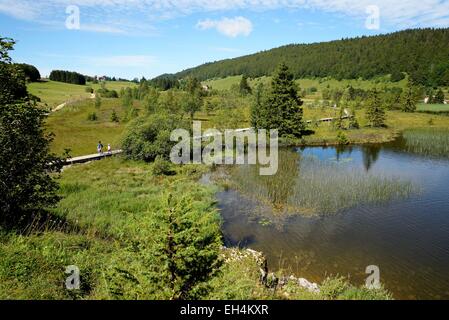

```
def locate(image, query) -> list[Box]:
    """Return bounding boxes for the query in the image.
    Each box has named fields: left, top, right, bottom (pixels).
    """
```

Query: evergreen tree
left=335, top=106, right=345, bottom=130
left=250, top=83, right=265, bottom=128
left=401, top=82, right=417, bottom=112
left=366, top=89, right=386, bottom=127
left=239, top=75, right=252, bottom=96
left=262, top=63, right=304, bottom=137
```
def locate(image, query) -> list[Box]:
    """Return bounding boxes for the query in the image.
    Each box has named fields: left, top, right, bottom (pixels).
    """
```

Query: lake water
left=216, top=134, right=449, bottom=300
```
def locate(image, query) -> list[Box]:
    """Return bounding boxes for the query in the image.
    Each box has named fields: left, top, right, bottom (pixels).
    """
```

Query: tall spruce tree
left=261, top=63, right=304, bottom=137
left=239, top=75, right=252, bottom=96
left=366, top=88, right=386, bottom=127
left=401, top=81, right=417, bottom=112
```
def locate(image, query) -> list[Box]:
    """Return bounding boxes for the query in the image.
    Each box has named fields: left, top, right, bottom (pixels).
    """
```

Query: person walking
left=97, top=141, right=104, bottom=154
left=107, top=144, right=112, bottom=154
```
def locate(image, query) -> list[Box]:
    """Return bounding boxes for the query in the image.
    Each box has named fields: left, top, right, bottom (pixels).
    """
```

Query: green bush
left=87, top=112, right=97, bottom=121
left=337, top=131, right=349, bottom=145
left=152, top=156, right=175, bottom=176
left=122, top=113, right=188, bottom=162
left=111, top=109, right=119, bottom=123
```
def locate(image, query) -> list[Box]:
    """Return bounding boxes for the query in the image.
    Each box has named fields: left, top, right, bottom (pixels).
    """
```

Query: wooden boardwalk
left=64, top=150, right=123, bottom=165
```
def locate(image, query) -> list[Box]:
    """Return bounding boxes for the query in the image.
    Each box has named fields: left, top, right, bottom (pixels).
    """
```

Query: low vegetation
left=401, top=128, right=449, bottom=158
left=225, top=151, right=416, bottom=217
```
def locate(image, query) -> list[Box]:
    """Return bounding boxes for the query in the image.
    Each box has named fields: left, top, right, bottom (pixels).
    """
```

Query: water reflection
left=217, top=131, right=449, bottom=299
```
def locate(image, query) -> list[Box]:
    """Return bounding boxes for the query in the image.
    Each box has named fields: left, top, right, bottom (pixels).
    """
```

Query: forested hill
left=165, top=28, right=449, bottom=87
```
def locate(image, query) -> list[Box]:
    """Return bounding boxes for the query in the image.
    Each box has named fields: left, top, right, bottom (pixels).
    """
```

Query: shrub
left=85, top=86, right=93, bottom=93
left=152, top=156, right=175, bottom=176
left=337, top=131, right=349, bottom=145
left=122, top=113, right=188, bottom=162
left=87, top=112, right=97, bottom=121
left=111, top=109, right=119, bottom=123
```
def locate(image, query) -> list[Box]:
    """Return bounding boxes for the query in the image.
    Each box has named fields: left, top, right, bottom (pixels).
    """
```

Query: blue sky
left=1, top=0, right=449, bottom=79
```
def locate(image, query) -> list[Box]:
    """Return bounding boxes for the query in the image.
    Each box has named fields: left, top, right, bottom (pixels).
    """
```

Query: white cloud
left=1, top=0, right=449, bottom=29
left=197, top=17, right=253, bottom=37
left=80, top=24, right=127, bottom=34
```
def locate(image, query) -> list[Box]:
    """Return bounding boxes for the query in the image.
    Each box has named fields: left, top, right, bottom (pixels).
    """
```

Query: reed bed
left=227, top=150, right=416, bottom=216
left=402, top=128, right=449, bottom=158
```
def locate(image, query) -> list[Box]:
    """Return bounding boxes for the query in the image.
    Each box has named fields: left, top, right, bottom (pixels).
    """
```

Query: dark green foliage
left=349, top=108, right=360, bottom=129
left=337, top=131, right=349, bottom=145
left=150, top=74, right=180, bottom=90
left=239, top=75, right=252, bottom=95
left=335, top=106, right=345, bottom=130
left=401, top=82, right=417, bottom=112
left=96, top=84, right=118, bottom=98
left=106, top=193, right=223, bottom=300
left=15, top=64, right=41, bottom=82
left=183, top=92, right=202, bottom=120
left=253, top=63, right=304, bottom=137
left=171, top=28, right=449, bottom=86
left=122, top=114, right=188, bottom=162
left=0, top=39, right=27, bottom=105
left=152, top=156, right=175, bottom=176
left=0, top=38, right=61, bottom=230
left=435, top=88, right=445, bottom=104
left=111, top=109, right=119, bottom=123
left=390, top=71, right=405, bottom=82
left=366, top=89, right=386, bottom=127
left=49, top=70, right=86, bottom=85
left=250, top=83, right=265, bottom=128
left=150, top=194, right=223, bottom=299
left=87, top=112, right=98, bottom=121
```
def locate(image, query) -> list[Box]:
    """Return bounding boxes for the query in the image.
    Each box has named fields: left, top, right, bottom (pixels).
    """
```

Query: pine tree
left=335, top=106, right=345, bottom=130
left=366, top=89, right=386, bottom=127
left=262, top=63, right=304, bottom=137
left=239, top=75, right=252, bottom=96
left=401, top=82, right=417, bottom=112
left=251, top=83, right=265, bottom=128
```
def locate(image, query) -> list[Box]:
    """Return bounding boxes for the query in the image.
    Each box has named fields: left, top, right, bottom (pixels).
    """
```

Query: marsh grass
left=226, top=150, right=416, bottom=216
left=401, top=128, right=449, bottom=158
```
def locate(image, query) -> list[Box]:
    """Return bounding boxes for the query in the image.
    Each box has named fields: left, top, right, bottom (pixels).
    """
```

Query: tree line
left=49, top=70, right=86, bottom=85
left=169, top=28, right=449, bottom=87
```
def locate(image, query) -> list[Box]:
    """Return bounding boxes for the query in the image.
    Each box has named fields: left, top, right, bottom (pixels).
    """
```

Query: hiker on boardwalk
left=107, top=144, right=112, bottom=155
left=97, top=141, right=104, bottom=154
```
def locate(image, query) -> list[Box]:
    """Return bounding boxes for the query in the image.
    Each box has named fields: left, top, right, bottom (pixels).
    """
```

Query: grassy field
left=28, top=81, right=91, bottom=108
left=28, top=80, right=137, bottom=109
left=89, top=80, right=137, bottom=92
left=417, top=103, right=449, bottom=113
left=45, top=98, right=132, bottom=156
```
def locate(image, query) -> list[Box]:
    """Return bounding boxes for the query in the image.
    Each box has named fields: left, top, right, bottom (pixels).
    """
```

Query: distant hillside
left=164, top=28, right=449, bottom=87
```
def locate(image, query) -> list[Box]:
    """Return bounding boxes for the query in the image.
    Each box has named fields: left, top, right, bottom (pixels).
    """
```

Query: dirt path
left=51, top=93, right=96, bottom=113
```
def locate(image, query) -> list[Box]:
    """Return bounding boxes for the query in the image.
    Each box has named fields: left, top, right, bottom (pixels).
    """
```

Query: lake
left=216, top=129, right=449, bottom=300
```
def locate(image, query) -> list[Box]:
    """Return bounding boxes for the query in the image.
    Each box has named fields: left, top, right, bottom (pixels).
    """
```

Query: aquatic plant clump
left=402, top=128, right=449, bottom=158
left=227, top=152, right=416, bottom=216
